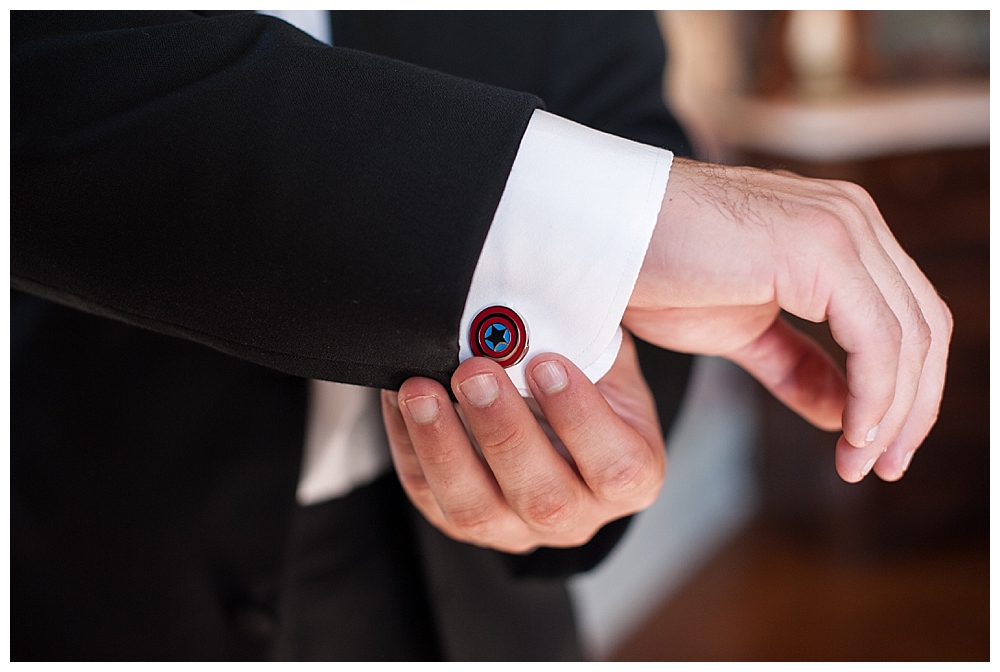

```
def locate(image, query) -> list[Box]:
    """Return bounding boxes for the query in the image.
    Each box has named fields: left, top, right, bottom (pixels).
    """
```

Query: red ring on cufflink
left=469, top=305, right=528, bottom=368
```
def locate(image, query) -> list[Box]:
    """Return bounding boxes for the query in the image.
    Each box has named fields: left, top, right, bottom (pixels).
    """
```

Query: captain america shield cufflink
left=469, top=306, right=528, bottom=368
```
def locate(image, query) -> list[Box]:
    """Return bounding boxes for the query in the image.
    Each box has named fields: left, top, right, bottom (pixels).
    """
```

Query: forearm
left=12, top=10, right=540, bottom=389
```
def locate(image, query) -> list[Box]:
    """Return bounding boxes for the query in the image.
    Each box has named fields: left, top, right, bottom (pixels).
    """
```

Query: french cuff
left=460, top=109, right=674, bottom=395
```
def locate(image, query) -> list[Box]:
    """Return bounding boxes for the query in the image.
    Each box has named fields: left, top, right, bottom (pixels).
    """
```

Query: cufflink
left=470, top=306, right=528, bottom=367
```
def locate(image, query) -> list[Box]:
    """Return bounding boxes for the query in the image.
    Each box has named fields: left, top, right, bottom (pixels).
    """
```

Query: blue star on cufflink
left=483, top=323, right=510, bottom=352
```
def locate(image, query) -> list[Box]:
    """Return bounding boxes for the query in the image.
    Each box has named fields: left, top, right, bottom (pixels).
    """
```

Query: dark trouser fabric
left=274, top=474, right=583, bottom=661
left=273, top=475, right=442, bottom=661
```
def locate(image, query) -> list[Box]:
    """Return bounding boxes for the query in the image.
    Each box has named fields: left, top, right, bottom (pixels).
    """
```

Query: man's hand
left=626, top=158, right=953, bottom=483
left=381, top=332, right=663, bottom=554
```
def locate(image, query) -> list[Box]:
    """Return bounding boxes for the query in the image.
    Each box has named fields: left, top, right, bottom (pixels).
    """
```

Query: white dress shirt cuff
left=460, top=109, right=674, bottom=394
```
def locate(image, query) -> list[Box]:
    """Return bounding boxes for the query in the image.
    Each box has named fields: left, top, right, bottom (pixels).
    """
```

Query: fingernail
left=402, top=395, right=439, bottom=424
left=865, top=424, right=880, bottom=444
left=532, top=360, right=568, bottom=395
left=860, top=456, right=877, bottom=479
left=902, top=450, right=915, bottom=473
left=459, top=373, right=499, bottom=408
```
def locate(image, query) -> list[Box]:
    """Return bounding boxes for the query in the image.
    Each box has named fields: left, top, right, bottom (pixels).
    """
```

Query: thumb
left=726, top=316, right=847, bottom=432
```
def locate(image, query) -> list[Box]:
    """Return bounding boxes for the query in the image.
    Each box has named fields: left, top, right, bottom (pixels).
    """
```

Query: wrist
left=630, top=157, right=697, bottom=310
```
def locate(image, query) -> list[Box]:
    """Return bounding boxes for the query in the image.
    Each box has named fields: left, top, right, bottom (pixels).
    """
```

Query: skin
left=382, top=332, right=662, bottom=553
left=383, top=157, right=953, bottom=552
left=626, top=159, right=952, bottom=483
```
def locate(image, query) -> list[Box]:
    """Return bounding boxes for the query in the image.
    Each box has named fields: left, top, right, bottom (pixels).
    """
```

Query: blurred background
left=569, top=10, right=989, bottom=661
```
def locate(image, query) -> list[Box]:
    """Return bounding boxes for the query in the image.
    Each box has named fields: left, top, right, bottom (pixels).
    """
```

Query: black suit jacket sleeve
left=330, top=11, right=695, bottom=578
left=12, top=10, right=541, bottom=390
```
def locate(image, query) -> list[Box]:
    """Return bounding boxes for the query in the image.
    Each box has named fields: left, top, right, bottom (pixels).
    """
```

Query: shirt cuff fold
left=460, top=109, right=674, bottom=394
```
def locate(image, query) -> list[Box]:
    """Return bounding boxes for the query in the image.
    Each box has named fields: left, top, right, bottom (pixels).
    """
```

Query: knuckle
left=504, top=541, right=536, bottom=555
left=574, top=527, right=602, bottom=547
left=811, top=188, right=871, bottom=239
left=561, top=527, right=600, bottom=549
left=395, top=469, right=431, bottom=497
left=519, top=480, right=579, bottom=530
left=446, top=502, right=501, bottom=538
left=912, top=315, right=933, bottom=359
left=593, top=446, right=661, bottom=502
left=412, top=436, right=459, bottom=467
left=940, top=301, right=955, bottom=339
left=876, top=312, right=903, bottom=352
left=807, top=209, right=855, bottom=253
left=834, top=180, right=877, bottom=210
left=889, top=315, right=904, bottom=349
left=476, top=423, right=530, bottom=456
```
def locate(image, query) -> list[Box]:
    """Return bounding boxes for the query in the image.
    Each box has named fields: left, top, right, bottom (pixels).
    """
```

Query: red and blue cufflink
left=469, top=305, right=528, bottom=368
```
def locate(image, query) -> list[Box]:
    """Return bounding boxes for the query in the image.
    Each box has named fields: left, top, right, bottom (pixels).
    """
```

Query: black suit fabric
left=331, top=11, right=692, bottom=156
left=12, top=11, right=691, bottom=661
left=13, top=10, right=539, bottom=390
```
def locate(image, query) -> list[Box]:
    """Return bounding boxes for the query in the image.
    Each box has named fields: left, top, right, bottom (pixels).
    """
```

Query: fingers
left=381, top=386, right=506, bottom=541
left=631, top=159, right=949, bottom=485
left=382, top=359, right=613, bottom=552
left=763, top=183, right=936, bottom=482
left=525, top=336, right=664, bottom=510
left=451, top=348, right=663, bottom=529
left=802, top=224, right=903, bottom=450
left=823, top=265, right=905, bottom=479
left=774, top=223, right=903, bottom=474
left=852, top=195, right=952, bottom=480
left=382, top=381, right=492, bottom=539
left=820, top=186, right=945, bottom=482
left=451, top=357, right=589, bottom=534
left=831, top=259, right=930, bottom=482
left=382, top=340, right=666, bottom=552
